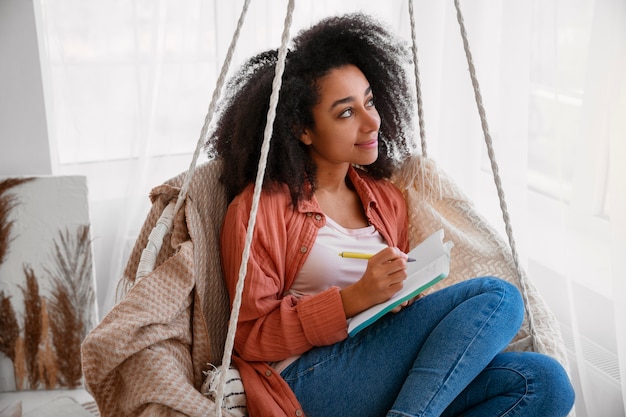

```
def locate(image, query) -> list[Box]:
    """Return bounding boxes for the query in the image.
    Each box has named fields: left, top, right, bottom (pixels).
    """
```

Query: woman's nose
left=362, top=108, right=381, bottom=132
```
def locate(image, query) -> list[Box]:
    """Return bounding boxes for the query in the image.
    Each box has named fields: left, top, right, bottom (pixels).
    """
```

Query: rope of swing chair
left=213, top=1, right=295, bottom=415
left=409, top=0, right=428, bottom=158
left=451, top=0, right=538, bottom=349
left=409, top=0, right=535, bottom=349
left=135, top=0, right=538, bottom=414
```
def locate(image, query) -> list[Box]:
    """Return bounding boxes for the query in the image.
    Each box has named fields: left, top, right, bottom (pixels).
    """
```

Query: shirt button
left=300, top=246, right=307, bottom=254
left=265, top=370, right=272, bottom=377
left=295, top=410, right=303, bottom=416
left=314, top=214, right=322, bottom=221
left=306, top=212, right=312, bottom=217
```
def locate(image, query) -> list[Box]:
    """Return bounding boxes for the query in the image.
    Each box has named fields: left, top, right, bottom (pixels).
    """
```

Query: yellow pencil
left=338, top=252, right=416, bottom=262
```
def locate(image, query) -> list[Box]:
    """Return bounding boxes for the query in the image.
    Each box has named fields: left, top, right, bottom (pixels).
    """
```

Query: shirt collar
left=296, top=165, right=378, bottom=215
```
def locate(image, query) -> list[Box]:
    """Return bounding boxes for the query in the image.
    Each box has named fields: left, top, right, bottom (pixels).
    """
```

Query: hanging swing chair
left=81, top=1, right=570, bottom=416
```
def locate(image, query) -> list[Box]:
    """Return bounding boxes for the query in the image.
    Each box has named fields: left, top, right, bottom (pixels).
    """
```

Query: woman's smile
left=355, top=138, right=379, bottom=150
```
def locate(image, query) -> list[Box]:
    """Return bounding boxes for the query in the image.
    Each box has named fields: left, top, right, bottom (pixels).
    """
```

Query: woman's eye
left=366, top=97, right=375, bottom=107
left=339, top=108, right=354, bottom=118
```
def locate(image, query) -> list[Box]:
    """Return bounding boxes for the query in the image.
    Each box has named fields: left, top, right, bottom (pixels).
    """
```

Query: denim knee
left=474, top=276, right=525, bottom=330
left=497, top=351, right=575, bottom=417
left=529, top=352, right=575, bottom=415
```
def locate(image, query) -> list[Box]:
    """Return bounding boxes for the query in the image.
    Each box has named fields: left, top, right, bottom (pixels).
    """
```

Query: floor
left=0, top=389, right=97, bottom=416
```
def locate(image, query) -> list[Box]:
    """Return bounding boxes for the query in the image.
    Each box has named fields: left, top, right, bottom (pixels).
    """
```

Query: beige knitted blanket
left=81, top=155, right=569, bottom=417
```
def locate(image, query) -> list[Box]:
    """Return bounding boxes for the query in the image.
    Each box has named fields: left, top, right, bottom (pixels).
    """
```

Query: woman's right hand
left=339, top=247, right=408, bottom=318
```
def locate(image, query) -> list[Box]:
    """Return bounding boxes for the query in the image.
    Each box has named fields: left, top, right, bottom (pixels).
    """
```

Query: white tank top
left=285, top=216, right=388, bottom=297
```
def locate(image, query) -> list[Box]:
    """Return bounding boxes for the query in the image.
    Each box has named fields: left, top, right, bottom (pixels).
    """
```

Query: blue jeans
left=281, top=277, right=575, bottom=417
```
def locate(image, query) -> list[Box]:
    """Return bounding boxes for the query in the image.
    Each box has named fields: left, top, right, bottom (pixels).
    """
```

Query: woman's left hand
left=390, top=294, right=423, bottom=313
left=390, top=300, right=409, bottom=313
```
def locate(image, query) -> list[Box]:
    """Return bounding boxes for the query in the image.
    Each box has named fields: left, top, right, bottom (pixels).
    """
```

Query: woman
left=209, top=13, right=575, bottom=417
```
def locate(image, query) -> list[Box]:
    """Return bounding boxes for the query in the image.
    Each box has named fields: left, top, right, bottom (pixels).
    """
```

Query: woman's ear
left=299, top=128, right=313, bottom=146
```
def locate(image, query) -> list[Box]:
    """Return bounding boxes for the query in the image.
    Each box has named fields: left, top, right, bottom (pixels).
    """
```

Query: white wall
left=0, top=0, right=51, bottom=176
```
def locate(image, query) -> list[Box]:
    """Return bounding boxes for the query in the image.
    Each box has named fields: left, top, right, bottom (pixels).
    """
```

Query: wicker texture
left=82, top=155, right=569, bottom=416
left=393, top=155, right=569, bottom=367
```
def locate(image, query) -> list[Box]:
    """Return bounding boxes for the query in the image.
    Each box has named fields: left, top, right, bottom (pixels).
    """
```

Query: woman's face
left=300, top=64, right=381, bottom=170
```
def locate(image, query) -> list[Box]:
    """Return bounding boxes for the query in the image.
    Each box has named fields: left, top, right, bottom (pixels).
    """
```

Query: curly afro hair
left=206, top=13, right=416, bottom=204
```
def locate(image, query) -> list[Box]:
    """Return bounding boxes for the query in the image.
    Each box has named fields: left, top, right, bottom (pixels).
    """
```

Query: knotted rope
left=214, top=1, right=295, bottom=415
left=408, top=0, right=428, bottom=158
left=452, top=0, right=537, bottom=351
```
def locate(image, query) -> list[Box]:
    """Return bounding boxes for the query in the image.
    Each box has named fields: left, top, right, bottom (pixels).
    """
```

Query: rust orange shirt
left=220, top=166, right=408, bottom=417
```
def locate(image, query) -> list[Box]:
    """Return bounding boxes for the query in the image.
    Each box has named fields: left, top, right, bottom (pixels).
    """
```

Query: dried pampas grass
left=45, top=225, right=95, bottom=338
left=44, top=224, right=95, bottom=388
left=19, top=266, right=42, bottom=389
left=0, top=178, right=33, bottom=265
left=0, top=178, right=96, bottom=391
left=14, top=336, right=26, bottom=391
left=39, top=298, right=58, bottom=389
left=0, top=291, right=20, bottom=389
left=48, top=283, right=83, bottom=388
left=0, top=291, right=18, bottom=362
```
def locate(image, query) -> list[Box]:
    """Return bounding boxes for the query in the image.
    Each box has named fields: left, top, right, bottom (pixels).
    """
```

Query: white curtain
left=36, top=0, right=625, bottom=415
left=428, top=2, right=626, bottom=416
